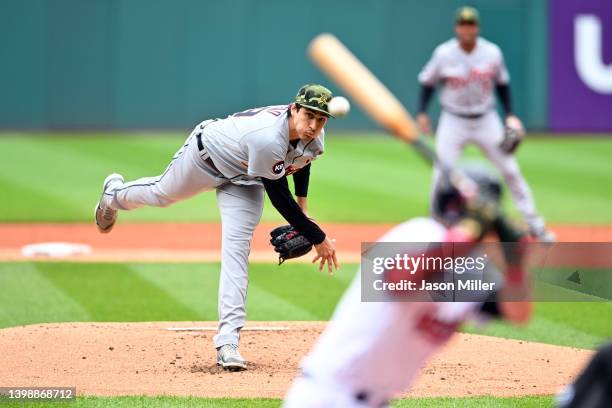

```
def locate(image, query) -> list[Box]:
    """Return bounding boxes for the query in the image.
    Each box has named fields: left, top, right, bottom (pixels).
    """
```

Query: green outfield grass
left=1, top=262, right=609, bottom=349
left=15, top=395, right=553, bottom=407
left=1, top=133, right=611, bottom=223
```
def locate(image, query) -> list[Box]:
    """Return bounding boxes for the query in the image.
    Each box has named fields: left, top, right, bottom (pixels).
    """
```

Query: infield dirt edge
left=0, top=321, right=592, bottom=399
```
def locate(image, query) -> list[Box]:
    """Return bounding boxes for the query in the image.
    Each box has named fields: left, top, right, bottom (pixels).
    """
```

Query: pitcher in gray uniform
left=94, top=84, right=340, bottom=371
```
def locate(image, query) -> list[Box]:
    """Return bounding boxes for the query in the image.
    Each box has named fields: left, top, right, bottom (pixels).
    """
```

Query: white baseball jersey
left=418, top=37, right=509, bottom=116
left=200, top=105, right=324, bottom=185
left=285, top=218, right=479, bottom=407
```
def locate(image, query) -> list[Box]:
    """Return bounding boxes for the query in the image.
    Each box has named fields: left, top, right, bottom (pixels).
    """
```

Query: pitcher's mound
left=0, top=321, right=592, bottom=398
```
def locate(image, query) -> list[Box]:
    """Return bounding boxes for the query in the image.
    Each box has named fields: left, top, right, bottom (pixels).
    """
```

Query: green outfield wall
left=0, top=0, right=548, bottom=130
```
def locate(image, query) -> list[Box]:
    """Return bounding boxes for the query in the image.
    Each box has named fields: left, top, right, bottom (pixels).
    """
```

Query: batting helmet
left=433, top=162, right=502, bottom=225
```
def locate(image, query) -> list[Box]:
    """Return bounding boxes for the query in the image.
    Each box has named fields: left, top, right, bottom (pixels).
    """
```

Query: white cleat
left=94, top=173, right=124, bottom=234
left=217, top=344, right=247, bottom=371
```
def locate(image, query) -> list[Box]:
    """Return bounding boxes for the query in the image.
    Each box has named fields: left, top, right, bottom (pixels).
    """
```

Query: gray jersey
left=418, top=37, right=509, bottom=116
left=200, top=105, right=324, bottom=185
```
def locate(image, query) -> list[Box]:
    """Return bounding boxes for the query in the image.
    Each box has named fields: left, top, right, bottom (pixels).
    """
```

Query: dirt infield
left=1, top=222, right=611, bottom=262
left=0, top=222, right=604, bottom=399
left=0, top=322, right=592, bottom=398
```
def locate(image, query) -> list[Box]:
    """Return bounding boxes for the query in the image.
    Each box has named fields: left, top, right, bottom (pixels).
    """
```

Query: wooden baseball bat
left=308, top=33, right=477, bottom=197
left=308, top=33, right=419, bottom=143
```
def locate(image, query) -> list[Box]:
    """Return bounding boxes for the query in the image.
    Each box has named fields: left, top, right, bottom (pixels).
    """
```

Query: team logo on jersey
left=272, top=161, right=285, bottom=175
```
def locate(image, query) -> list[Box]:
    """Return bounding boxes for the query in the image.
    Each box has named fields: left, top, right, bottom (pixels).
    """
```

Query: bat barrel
left=308, top=33, right=418, bottom=142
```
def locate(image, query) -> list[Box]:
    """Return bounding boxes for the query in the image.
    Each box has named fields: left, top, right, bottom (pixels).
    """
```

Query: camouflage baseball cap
left=295, top=84, right=335, bottom=118
left=455, top=6, right=479, bottom=24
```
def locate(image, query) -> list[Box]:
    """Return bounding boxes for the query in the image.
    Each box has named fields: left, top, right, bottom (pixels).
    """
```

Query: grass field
left=14, top=395, right=554, bottom=407
left=1, top=262, right=609, bottom=349
left=1, top=133, right=611, bottom=223
left=1, top=134, right=611, bottom=407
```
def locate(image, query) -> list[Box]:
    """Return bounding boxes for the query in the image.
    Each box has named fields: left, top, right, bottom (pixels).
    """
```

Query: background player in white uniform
left=416, top=6, right=554, bottom=242
left=94, top=84, right=340, bottom=371
left=284, top=164, right=532, bottom=407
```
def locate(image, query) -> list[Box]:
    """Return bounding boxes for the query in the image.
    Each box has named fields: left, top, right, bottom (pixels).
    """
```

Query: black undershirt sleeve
left=292, top=164, right=311, bottom=197
left=262, top=176, right=325, bottom=244
left=418, top=85, right=436, bottom=114
left=495, top=84, right=513, bottom=116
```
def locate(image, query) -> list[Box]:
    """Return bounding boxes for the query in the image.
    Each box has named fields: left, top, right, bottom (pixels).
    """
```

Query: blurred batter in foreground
left=284, top=164, right=532, bottom=407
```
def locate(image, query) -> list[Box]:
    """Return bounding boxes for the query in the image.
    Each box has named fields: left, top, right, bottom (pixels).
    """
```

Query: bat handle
left=411, top=134, right=438, bottom=164
left=412, top=135, right=479, bottom=200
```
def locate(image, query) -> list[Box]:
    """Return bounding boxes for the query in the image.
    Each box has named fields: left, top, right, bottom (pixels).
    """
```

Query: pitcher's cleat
left=217, top=344, right=247, bottom=371
left=94, top=173, right=124, bottom=233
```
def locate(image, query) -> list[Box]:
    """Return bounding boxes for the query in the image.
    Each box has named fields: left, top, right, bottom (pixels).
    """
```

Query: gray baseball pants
left=109, top=127, right=264, bottom=348
left=430, top=110, right=545, bottom=231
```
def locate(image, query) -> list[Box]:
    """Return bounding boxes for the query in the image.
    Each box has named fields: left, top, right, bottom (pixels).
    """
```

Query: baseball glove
left=500, top=116, right=525, bottom=154
left=499, top=126, right=523, bottom=154
left=270, top=225, right=313, bottom=265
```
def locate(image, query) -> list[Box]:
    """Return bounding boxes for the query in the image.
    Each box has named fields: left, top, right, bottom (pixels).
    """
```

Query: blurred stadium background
left=2, top=0, right=609, bottom=131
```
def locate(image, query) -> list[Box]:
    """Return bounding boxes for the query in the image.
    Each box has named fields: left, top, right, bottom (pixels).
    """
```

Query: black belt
left=196, top=132, right=220, bottom=172
left=448, top=111, right=485, bottom=119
